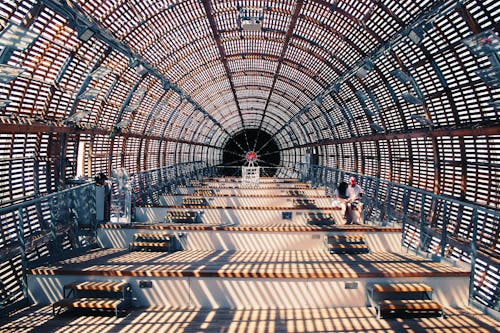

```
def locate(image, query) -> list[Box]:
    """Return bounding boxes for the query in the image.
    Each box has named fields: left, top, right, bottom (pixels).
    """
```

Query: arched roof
left=0, top=0, right=498, bottom=204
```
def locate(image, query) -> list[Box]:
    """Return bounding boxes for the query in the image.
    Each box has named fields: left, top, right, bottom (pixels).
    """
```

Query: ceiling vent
left=240, top=7, right=263, bottom=31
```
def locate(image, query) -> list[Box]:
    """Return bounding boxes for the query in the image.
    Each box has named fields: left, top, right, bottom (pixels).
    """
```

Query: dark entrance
left=222, top=129, right=281, bottom=176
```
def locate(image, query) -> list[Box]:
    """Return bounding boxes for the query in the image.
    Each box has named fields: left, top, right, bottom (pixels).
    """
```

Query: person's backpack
left=338, top=182, right=349, bottom=199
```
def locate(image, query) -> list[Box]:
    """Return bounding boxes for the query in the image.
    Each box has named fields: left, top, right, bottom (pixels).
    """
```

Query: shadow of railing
left=0, top=182, right=97, bottom=314
left=305, top=164, right=499, bottom=311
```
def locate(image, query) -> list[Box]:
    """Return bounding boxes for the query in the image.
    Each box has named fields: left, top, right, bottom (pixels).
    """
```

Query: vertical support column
left=419, top=193, right=427, bottom=253
left=385, top=183, right=394, bottom=224
left=440, top=201, right=449, bottom=259
left=376, top=178, right=383, bottom=222
left=469, top=207, right=479, bottom=305
left=401, top=188, right=410, bottom=248
left=69, top=189, right=80, bottom=249
left=16, top=208, right=28, bottom=300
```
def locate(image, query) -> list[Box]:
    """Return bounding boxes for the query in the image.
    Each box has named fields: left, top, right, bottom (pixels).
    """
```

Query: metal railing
left=305, top=164, right=499, bottom=311
left=127, top=161, right=215, bottom=207
left=0, top=182, right=96, bottom=314
left=211, top=165, right=301, bottom=178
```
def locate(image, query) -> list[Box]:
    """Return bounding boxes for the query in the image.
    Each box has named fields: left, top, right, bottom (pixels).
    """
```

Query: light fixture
left=344, top=106, right=354, bottom=121
left=90, top=66, right=112, bottom=79
left=125, top=103, right=139, bottom=113
left=355, top=60, right=374, bottom=79
left=355, top=91, right=375, bottom=117
left=135, top=64, right=148, bottom=76
left=407, top=26, right=425, bottom=45
left=77, top=87, right=100, bottom=100
left=0, top=99, right=11, bottom=108
left=355, top=91, right=367, bottom=101
left=370, top=122, right=385, bottom=133
left=115, top=118, right=131, bottom=129
left=313, top=95, right=323, bottom=107
left=327, top=82, right=341, bottom=94
left=239, top=7, right=264, bottom=31
left=401, top=92, right=423, bottom=105
left=65, top=110, right=90, bottom=123
left=0, top=23, right=38, bottom=50
left=407, top=22, right=433, bottom=45
left=135, top=87, right=147, bottom=95
left=391, top=69, right=412, bottom=84
left=475, top=66, right=500, bottom=88
left=0, top=64, right=25, bottom=83
left=129, top=57, right=139, bottom=68
left=363, top=107, right=375, bottom=117
left=488, top=100, right=499, bottom=110
left=462, top=29, right=499, bottom=57
left=410, top=114, right=434, bottom=127
left=163, top=79, right=171, bottom=91
left=329, top=0, right=339, bottom=11
left=75, top=24, right=95, bottom=42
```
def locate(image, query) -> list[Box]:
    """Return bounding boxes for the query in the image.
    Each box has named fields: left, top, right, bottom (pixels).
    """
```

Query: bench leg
left=53, top=304, right=62, bottom=317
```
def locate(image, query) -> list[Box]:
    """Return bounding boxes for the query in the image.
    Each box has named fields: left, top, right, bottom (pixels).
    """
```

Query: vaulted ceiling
left=0, top=0, right=498, bottom=208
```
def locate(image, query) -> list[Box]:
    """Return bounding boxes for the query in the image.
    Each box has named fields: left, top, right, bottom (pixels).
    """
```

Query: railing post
left=419, top=193, right=427, bottom=253
left=385, top=183, right=393, bottom=225
left=70, top=189, right=80, bottom=249
left=377, top=179, right=384, bottom=222
left=16, top=208, right=28, bottom=300
left=469, top=207, right=479, bottom=305
left=440, top=201, right=449, bottom=259
left=401, top=188, right=410, bottom=248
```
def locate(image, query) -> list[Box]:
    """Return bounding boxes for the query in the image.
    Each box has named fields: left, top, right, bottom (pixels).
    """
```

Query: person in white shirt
left=346, top=177, right=364, bottom=224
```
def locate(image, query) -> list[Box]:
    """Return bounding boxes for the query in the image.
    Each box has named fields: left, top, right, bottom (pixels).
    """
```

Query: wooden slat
left=142, top=205, right=342, bottom=211
left=53, top=297, right=124, bottom=309
left=177, top=193, right=334, bottom=198
left=99, top=223, right=402, bottom=233
left=129, top=242, right=170, bottom=247
left=64, top=281, right=130, bottom=292
left=5, top=305, right=500, bottom=333
left=28, top=249, right=470, bottom=279
left=134, top=233, right=172, bottom=240
left=371, top=283, right=433, bottom=293
left=379, top=299, right=443, bottom=311
left=327, top=244, right=369, bottom=249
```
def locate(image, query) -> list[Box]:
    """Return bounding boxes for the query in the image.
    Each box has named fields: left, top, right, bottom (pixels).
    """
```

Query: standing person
left=346, top=177, right=364, bottom=224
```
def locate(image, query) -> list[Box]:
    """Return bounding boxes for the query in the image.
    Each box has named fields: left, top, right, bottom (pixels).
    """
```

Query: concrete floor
left=1, top=305, right=498, bottom=333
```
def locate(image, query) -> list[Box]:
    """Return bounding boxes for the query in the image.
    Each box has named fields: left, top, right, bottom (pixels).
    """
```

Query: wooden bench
left=326, top=243, right=370, bottom=254
left=325, top=235, right=370, bottom=254
left=304, top=212, right=336, bottom=226
left=288, top=190, right=305, bottom=196
left=378, top=299, right=443, bottom=318
left=183, top=197, right=207, bottom=207
left=53, top=281, right=132, bottom=318
left=164, top=210, right=200, bottom=223
left=129, top=233, right=173, bottom=252
left=370, top=283, right=433, bottom=294
left=367, top=282, right=443, bottom=319
left=0, top=282, right=13, bottom=308
left=327, top=235, right=366, bottom=243
left=193, top=190, right=215, bottom=196
left=292, top=199, right=317, bottom=208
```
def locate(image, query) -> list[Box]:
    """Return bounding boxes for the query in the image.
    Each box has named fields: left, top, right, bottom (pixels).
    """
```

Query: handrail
left=0, top=182, right=95, bottom=215
left=307, top=164, right=500, bottom=217
left=305, top=164, right=499, bottom=310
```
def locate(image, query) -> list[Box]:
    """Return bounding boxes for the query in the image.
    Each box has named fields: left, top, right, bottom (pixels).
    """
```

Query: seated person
left=332, top=181, right=349, bottom=223
left=346, top=177, right=364, bottom=224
